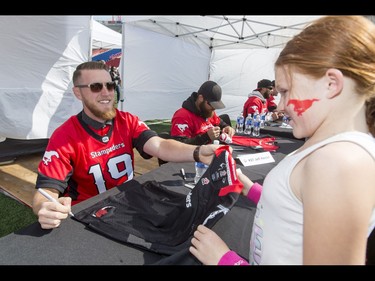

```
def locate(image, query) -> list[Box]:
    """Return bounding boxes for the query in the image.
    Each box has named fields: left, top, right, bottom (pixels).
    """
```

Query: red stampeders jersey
left=36, top=109, right=156, bottom=205
left=267, top=95, right=277, bottom=109
left=170, top=108, right=221, bottom=138
left=243, top=96, right=267, bottom=118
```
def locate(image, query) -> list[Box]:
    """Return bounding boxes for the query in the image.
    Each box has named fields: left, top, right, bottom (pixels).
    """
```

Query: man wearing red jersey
left=267, top=80, right=278, bottom=112
left=170, top=81, right=235, bottom=145
left=32, top=62, right=219, bottom=229
left=242, top=79, right=283, bottom=120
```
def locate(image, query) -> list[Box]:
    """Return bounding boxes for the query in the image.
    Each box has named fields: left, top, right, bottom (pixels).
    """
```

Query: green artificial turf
left=0, top=192, right=37, bottom=237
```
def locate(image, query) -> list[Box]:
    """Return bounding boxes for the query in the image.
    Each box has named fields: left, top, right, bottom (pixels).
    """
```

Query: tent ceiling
left=124, top=15, right=322, bottom=49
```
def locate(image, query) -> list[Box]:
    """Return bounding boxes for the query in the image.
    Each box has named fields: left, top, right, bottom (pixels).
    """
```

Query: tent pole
left=119, top=21, right=125, bottom=112
left=89, top=16, right=94, bottom=61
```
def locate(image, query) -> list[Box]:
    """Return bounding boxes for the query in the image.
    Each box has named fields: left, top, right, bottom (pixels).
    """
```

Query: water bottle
left=244, top=113, right=252, bottom=135
left=194, top=162, right=208, bottom=184
left=265, top=112, right=273, bottom=126
left=236, top=113, right=244, bottom=133
left=281, top=115, right=289, bottom=127
left=260, top=113, right=266, bottom=128
left=252, top=112, right=261, bottom=137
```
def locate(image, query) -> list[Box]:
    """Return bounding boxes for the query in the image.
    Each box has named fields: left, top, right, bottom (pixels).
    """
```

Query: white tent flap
left=0, top=16, right=123, bottom=139
left=1, top=15, right=324, bottom=139
left=92, top=19, right=122, bottom=49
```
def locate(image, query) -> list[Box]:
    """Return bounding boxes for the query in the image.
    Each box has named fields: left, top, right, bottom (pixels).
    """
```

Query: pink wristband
left=218, top=250, right=249, bottom=266
left=247, top=182, right=262, bottom=204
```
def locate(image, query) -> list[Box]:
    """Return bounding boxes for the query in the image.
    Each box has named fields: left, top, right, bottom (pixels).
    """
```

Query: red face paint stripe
left=287, top=99, right=320, bottom=116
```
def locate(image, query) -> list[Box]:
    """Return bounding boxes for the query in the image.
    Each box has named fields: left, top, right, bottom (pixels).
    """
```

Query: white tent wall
left=120, top=24, right=211, bottom=120
left=0, top=16, right=324, bottom=139
left=92, top=19, right=122, bottom=49
left=121, top=39, right=281, bottom=121
left=0, top=16, right=91, bottom=140
left=120, top=25, right=282, bottom=121
left=120, top=16, right=321, bottom=122
left=0, top=16, right=122, bottom=140
left=210, top=48, right=282, bottom=119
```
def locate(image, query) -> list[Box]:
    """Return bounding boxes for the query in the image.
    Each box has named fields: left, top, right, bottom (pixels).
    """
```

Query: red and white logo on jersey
left=92, top=206, right=116, bottom=218
left=177, top=123, right=188, bottom=132
left=42, top=150, right=59, bottom=166
left=138, top=120, right=150, bottom=129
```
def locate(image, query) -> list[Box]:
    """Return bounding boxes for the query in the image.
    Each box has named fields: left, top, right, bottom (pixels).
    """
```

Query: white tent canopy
left=0, top=16, right=122, bottom=139
left=92, top=19, right=122, bottom=49
left=0, top=15, right=321, bottom=140
left=120, top=15, right=321, bottom=121
left=123, top=15, right=320, bottom=49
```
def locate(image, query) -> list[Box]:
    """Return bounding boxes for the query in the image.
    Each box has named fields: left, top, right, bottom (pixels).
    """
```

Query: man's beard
left=199, top=101, right=214, bottom=119
left=85, top=99, right=116, bottom=121
left=263, top=90, right=270, bottom=99
left=97, top=107, right=116, bottom=120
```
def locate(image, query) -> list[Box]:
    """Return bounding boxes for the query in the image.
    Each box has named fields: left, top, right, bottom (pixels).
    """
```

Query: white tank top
left=249, top=131, right=375, bottom=265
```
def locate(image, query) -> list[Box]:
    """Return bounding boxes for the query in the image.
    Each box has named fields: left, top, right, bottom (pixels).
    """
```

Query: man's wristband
left=193, top=146, right=201, bottom=162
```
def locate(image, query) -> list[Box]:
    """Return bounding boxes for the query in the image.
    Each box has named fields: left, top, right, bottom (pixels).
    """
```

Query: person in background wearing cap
left=267, top=80, right=279, bottom=112
left=170, top=81, right=235, bottom=145
left=242, top=79, right=282, bottom=121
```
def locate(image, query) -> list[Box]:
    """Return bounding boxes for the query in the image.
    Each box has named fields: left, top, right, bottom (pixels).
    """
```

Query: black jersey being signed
left=74, top=146, right=243, bottom=262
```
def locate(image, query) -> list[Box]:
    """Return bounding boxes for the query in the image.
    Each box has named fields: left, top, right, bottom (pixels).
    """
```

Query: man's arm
left=172, top=133, right=211, bottom=145
left=143, top=136, right=220, bottom=165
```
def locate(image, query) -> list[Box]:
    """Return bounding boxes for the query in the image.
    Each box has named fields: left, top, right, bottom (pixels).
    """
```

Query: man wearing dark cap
left=242, top=79, right=282, bottom=120
left=170, top=81, right=235, bottom=145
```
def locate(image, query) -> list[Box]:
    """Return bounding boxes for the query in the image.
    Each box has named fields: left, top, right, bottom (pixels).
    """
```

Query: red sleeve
left=243, top=97, right=263, bottom=117
left=121, top=111, right=150, bottom=139
left=267, top=95, right=276, bottom=107
left=210, top=112, right=221, bottom=126
left=170, top=108, right=194, bottom=137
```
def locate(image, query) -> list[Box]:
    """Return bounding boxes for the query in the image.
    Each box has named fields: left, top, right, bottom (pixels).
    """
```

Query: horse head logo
left=42, top=150, right=60, bottom=166
left=177, top=123, right=188, bottom=132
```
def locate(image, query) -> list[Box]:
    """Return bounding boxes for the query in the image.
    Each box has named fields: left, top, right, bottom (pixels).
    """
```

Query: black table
left=260, top=122, right=303, bottom=140
left=0, top=136, right=304, bottom=265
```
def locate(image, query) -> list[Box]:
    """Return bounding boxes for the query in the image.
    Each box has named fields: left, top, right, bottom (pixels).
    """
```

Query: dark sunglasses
left=75, top=82, right=116, bottom=92
left=205, top=100, right=215, bottom=109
